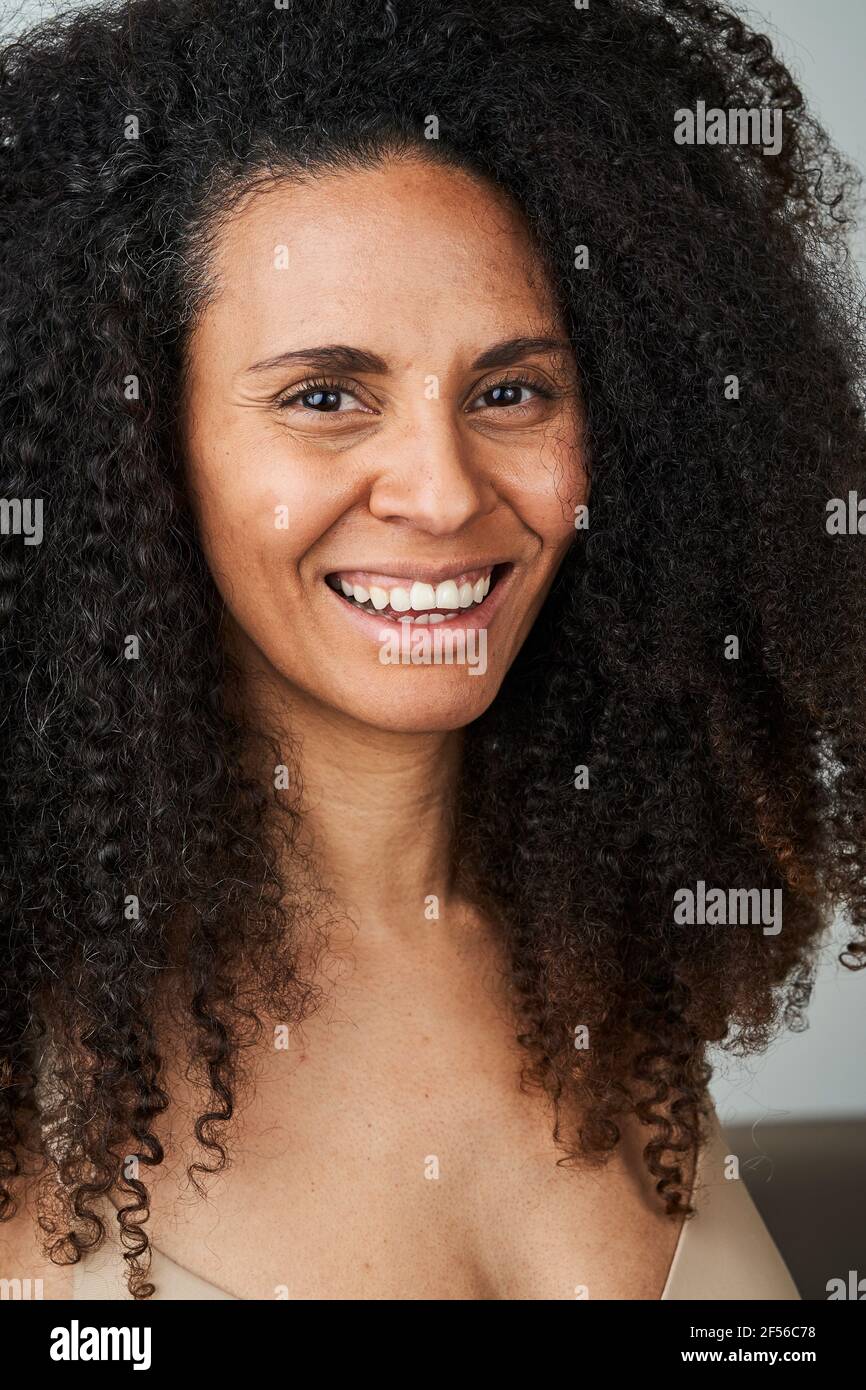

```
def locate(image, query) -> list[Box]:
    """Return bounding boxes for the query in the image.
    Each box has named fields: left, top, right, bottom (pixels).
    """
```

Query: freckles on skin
left=183, top=390, right=347, bottom=610
left=181, top=156, right=588, bottom=734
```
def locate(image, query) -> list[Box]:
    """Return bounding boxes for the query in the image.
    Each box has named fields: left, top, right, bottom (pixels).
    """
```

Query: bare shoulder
left=0, top=1181, right=74, bottom=1301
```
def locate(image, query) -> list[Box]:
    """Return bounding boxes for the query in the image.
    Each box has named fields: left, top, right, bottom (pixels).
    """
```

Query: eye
left=298, top=388, right=345, bottom=413
left=477, top=383, right=535, bottom=407
left=275, top=377, right=373, bottom=414
left=468, top=375, right=553, bottom=412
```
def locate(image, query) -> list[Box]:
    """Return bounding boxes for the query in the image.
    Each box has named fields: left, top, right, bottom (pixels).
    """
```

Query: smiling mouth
left=325, top=563, right=510, bottom=623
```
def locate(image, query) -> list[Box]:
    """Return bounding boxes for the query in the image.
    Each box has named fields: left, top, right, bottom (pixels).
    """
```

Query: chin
left=322, top=670, right=504, bottom=734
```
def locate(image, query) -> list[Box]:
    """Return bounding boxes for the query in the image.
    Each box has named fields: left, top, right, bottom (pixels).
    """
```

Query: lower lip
left=324, top=566, right=513, bottom=643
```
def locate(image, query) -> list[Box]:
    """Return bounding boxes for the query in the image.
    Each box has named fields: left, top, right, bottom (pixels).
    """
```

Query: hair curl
left=1, top=0, right=865, bottom=1298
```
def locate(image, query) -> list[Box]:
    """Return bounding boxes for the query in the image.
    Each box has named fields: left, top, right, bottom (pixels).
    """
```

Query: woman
left=1, top=0, right=863, bottom=1301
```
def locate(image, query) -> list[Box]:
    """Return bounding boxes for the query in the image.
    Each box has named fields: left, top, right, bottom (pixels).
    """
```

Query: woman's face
left=182, top=155, right=586, bottom=733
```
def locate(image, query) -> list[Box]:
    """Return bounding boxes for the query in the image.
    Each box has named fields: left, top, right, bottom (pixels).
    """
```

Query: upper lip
left=325, top=559, right=512, bottom=585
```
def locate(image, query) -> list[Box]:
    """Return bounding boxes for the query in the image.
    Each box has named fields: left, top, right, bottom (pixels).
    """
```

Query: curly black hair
left=1, top=0, right=865, bottom=1298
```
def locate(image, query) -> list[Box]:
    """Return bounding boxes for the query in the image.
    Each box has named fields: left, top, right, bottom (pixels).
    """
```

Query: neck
left=290, top=693, right=463, bottom=931
left=232, top=647, right=465, bottom=938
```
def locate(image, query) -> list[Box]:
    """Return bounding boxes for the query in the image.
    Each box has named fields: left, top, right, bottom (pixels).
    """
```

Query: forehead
left=191, top=156, right=559, bottom=364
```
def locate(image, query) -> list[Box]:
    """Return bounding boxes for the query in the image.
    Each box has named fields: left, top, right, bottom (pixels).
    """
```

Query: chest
left=144, top=941, right=681, bottom=1299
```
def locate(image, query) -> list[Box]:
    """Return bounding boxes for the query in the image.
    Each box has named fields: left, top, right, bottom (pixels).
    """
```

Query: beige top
left=71, top=1109, right=800, bottom=1301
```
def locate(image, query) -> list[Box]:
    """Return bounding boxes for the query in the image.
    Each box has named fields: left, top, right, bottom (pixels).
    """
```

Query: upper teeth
left=337, top=573, right=492, bottom=611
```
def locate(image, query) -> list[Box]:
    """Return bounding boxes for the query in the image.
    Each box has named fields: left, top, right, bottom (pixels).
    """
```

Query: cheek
left=187, top=433, right=341, bottom=593
left=501, top=434, right=587, bottom=554
left=529, top=488, right=583, bottom=552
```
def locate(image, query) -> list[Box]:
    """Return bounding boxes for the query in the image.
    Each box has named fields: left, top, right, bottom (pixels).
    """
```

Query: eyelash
left=274, top=372, right=556, bottom=412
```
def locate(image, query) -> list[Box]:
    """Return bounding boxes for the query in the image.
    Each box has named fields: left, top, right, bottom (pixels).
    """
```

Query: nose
left=367, top=412, right=495, bottom=535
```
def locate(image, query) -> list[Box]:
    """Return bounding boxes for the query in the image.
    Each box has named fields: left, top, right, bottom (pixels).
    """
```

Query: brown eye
left=469, top=377, right=551, bottom=412
left=301, top=389, right=343, bottom=412
left=275, top=378, right=373, bottom=415
left=481, top=383, right=533, bottom=407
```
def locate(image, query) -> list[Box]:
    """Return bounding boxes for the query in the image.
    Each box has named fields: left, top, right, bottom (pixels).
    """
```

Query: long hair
left=1, top=0, right=865, bottom=1297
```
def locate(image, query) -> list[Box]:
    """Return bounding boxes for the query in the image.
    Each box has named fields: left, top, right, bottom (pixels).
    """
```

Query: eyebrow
left=242, top=335, right=572, bottom=377
left=471, top=335, right=572, bottom=370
